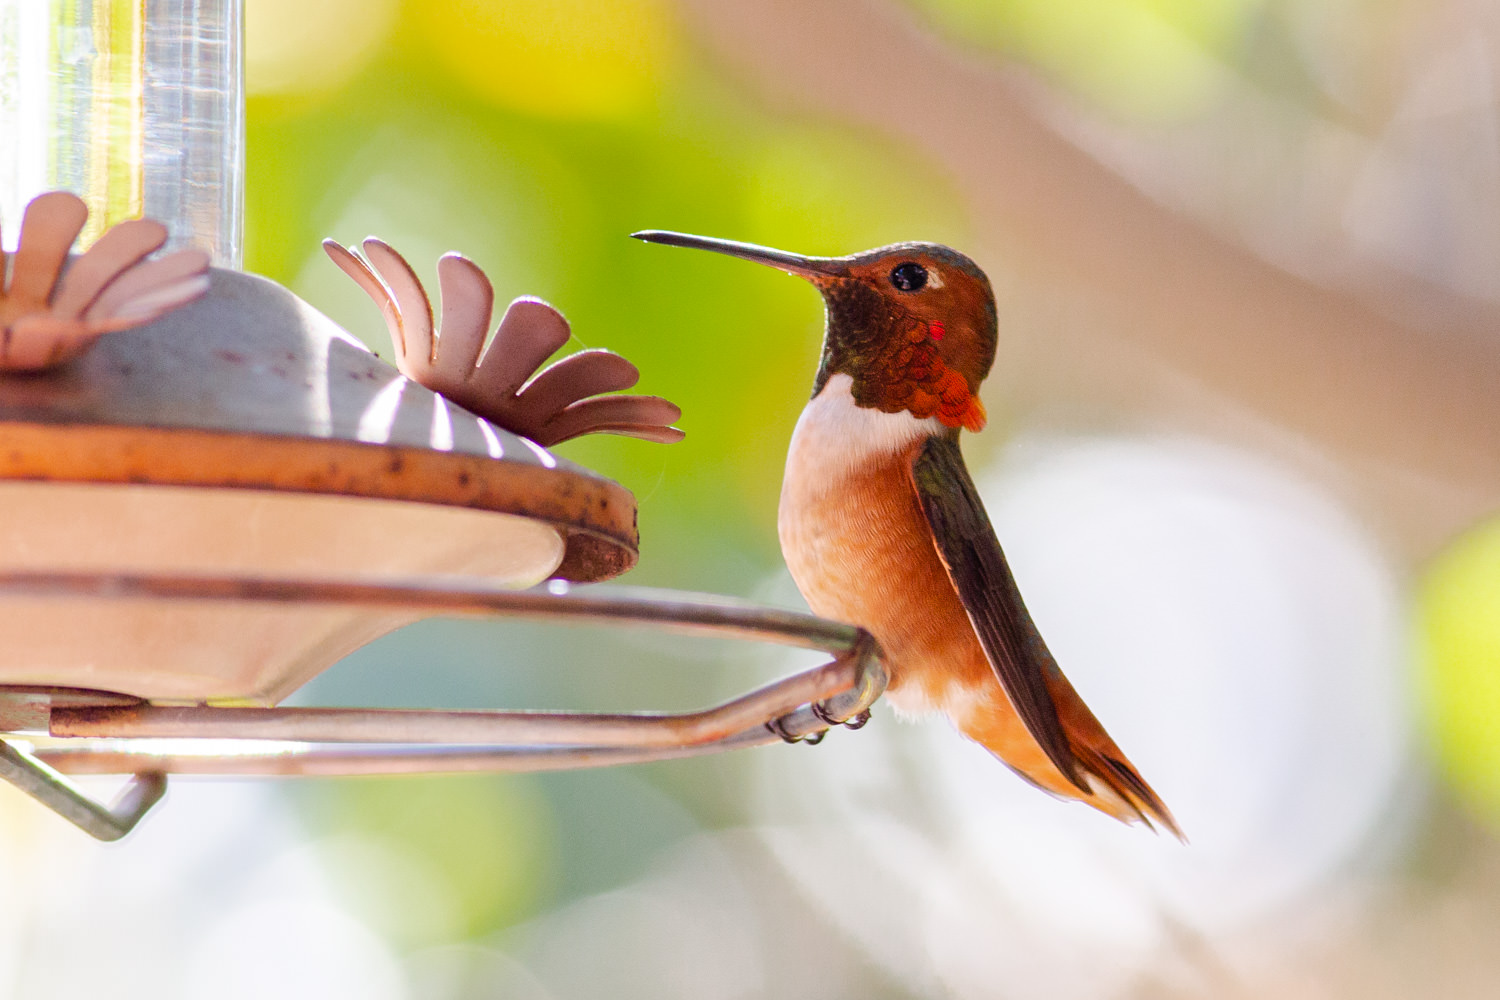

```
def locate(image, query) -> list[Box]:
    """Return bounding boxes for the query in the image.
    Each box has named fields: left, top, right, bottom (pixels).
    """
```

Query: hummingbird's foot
left=768, top=703, right=873, bottom=744
left=765, top=714, right=826, bottom=745
left=810, top=701, right=872, bottom=730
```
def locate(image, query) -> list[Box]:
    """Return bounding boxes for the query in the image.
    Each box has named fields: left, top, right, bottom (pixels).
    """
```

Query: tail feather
left=1071, top=743, right=1183, bottom=840
left=956, top=686, right=1182, bottom=838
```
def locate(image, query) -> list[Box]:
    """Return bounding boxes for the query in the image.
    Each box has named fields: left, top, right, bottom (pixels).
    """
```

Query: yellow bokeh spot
left=1418, top=514, right=1500, bottom=824
left=245, top=0, right=399, bottom=97
left=1013, top=0, right=1235, bottom=118
left=911, top=0, right=1259, bottom=120
left=410, top=0, right=679, bottom=120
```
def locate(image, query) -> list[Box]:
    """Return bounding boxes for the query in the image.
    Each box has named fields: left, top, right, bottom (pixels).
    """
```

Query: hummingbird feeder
left=0, top=0, right=884, bottom=840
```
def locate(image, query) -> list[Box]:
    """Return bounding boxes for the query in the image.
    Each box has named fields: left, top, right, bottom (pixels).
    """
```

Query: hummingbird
left=633, top=230, right=1178, bottom=834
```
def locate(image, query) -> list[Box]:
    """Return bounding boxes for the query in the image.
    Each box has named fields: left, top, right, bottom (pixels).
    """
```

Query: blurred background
left=10, top=0, right=1500, bottom=996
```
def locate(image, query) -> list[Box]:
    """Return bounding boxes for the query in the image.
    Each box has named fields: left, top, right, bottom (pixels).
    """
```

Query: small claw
left=765, top=715, right=798, bottom=744
left=842, top=709, right=872, bottom=730
left=810, top=703, right=871, bottom=729
left=765, top=714, right=828, bottom=745
left=810, top=702, right=839, bottom=727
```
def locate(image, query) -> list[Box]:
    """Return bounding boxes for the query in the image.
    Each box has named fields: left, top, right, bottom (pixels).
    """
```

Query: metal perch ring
left=0, top=571, right=886, bottom=841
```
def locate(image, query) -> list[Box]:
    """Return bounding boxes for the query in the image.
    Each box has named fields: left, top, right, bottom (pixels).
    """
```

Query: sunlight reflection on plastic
left=478, top=420, right=506, bottom=459
left=356, top=377, right=406, bottom=445
left=430, top=395, right=455, bottom=452
left=755, top=434, right=1413, bottom=999
left=522, top=438, right=559, bottom=469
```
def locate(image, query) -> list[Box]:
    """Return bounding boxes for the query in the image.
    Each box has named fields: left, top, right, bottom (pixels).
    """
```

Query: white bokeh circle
left=756, top=433, right=1415, bottom=998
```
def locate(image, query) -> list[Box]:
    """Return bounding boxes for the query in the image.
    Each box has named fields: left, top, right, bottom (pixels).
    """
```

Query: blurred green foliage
left=296, top=774, right=556, bottom=944
left=906, top=0, right=1262, bottom=118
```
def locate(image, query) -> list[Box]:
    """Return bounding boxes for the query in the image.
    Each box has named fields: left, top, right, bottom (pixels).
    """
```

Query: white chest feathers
left=781, top=374, right=943, bottom=503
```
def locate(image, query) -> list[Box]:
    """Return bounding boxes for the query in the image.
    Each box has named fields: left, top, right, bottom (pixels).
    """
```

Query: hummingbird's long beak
left=630, top=231, right=842, bottom=280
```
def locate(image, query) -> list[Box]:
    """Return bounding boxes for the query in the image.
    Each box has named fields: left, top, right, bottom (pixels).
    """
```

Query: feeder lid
left=0, top=267, right=638, bottom=582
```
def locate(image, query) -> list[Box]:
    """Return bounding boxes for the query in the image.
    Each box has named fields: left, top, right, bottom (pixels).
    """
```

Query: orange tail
left=1067, top=740, right=1182, bottom=839
left=956, top=685, right=1182, bottom=839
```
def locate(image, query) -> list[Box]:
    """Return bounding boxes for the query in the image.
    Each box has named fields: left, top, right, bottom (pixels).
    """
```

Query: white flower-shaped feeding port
left=0, top=191, right=210, bottom=370
left=324, top=238, right=683, bottom=447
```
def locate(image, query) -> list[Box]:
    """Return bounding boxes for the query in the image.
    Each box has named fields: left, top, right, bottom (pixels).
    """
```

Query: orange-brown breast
left=780, top=433, right=987, bottom=704
left=777, top=376, right=1086, bottom=798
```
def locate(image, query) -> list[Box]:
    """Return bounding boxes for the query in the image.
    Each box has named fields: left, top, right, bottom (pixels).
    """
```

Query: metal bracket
left=0, top=738, right=165, bottom=840
left=0, top=572, right=886, bottom=838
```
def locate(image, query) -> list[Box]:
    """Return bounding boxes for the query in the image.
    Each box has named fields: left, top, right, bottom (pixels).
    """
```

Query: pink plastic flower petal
left=325, top=238, right=683, bottom=447
left=0, top=191, right=211, bottom=371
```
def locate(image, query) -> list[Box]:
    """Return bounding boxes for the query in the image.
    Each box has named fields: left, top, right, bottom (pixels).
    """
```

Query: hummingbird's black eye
left=889, top=262, right=927, bottom=292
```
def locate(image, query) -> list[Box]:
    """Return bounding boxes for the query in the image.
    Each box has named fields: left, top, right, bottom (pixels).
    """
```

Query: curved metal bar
left=0, top=738, right=165, bottom=841
left=35, top=728, right=781, bottom=777
left=0, top=572, right=862, bottom=651
left=0, top=571, right=887, bottom=838
left=52, top=657, right=853, bottom=748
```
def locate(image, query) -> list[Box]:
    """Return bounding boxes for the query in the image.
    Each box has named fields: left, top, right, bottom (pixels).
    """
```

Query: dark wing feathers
left=910, top=434, right=1085, bottom=791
